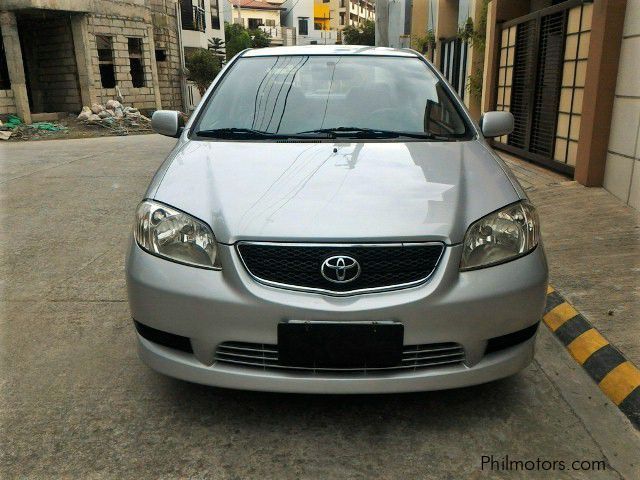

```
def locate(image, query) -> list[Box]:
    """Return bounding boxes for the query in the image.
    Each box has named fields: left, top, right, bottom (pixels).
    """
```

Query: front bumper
left=126, top=240, right=548, bottom=393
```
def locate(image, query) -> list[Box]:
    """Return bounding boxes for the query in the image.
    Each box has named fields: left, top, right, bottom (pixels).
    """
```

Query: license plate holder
left=278, top=321, right=404, bottom=368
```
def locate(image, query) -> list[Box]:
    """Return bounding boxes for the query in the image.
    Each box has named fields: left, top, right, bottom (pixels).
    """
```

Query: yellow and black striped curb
left=544, top=285, right=640, bottom=429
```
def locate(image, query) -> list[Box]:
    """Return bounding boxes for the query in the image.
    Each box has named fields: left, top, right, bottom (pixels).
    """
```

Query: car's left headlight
left=460, top=201, right=540, bottom=271
left=134, top=200, right=221, bottom=270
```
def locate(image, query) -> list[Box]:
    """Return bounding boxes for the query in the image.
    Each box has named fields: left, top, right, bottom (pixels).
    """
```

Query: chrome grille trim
left=235, top=241, right=446, bottom=296
left=217, top=343, right=278, bottom=354
left=214, top=342, right=465, bottom=373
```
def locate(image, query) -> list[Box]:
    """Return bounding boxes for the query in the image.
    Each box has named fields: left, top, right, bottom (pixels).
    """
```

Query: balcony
left=181, top=2, right=206, bottom=32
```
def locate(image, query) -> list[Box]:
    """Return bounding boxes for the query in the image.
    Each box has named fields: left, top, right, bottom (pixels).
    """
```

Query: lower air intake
left=214, top=341, right=465, bottom=373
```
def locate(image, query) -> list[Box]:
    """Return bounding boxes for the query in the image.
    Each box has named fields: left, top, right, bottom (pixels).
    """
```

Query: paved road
left=1, top=135, right=638, bottom=479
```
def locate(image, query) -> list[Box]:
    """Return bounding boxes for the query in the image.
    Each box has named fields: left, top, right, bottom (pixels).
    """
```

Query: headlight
left=460, top=201, right=539, bottom=271
left=134, top=200, right=220, bottom=270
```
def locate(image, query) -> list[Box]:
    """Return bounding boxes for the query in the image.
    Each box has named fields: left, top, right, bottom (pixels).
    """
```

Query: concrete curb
left=544, top=285, right=640, bottom=430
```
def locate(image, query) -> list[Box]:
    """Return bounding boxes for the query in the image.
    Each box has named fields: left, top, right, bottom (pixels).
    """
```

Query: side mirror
left=480, top=111, right=514, bottom=138
left=151, top=110, right=185, bottom=138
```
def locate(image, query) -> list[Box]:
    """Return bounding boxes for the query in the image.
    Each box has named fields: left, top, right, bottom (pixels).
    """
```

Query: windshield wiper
left=297, top=127, right=450, bottom=140
left=195, top=128, right=332, bottom=140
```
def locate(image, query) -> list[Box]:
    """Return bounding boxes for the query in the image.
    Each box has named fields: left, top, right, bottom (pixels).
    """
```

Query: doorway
left=17, top=11, right=82, bottom=114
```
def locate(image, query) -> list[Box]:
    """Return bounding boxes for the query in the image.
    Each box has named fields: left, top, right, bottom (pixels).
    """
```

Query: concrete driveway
left=1, top=135, right=638, bottom=479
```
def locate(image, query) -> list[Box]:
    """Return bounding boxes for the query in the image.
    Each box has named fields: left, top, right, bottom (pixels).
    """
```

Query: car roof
left=241, top=45, right=420, bottom=58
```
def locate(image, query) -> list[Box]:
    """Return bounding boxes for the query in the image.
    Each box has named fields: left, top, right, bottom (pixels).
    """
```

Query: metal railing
left=258, top=25, right=282, bottom=41
left=187, top=81, right=202, bottom=111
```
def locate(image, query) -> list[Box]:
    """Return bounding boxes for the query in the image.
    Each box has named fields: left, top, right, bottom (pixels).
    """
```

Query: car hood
left=150, top=140, right=521, bottom=244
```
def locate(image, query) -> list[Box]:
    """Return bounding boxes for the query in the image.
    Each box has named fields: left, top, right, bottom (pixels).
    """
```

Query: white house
left=231, top=0, right=282, bottom=31
left=278, top=0, right=337, bottom=45
left=180, top=0, right=225, bottom=50
left=231, top=0, right=297, bottom=46
left=180, top=0, right=226, bottom=110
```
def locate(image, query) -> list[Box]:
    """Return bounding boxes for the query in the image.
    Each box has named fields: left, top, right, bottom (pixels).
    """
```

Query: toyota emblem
left=321, top=255, right=361, bottom=283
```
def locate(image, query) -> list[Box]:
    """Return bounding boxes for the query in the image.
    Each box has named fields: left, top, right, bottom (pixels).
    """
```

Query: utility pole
left=376, top=0, right=407, bottom=48
left=375, top=0, right=389, bottom=46
left=235, top=0, right=242, bottom=24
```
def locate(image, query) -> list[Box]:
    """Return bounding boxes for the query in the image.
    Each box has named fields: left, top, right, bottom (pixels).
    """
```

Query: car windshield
left=192, top=55, right=473, bottom=141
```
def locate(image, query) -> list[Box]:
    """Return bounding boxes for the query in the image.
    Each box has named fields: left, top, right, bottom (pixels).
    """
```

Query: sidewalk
left=500, top=152, right=640, bottom=366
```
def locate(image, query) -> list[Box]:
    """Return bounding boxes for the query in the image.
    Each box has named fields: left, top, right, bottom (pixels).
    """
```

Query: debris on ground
left=1, top=100, right=155, bottom=141
left=76, top=100, right=152, bottom=136
left=0, top=114, right=70, bottom=141
left=5, top=114, right=23, bottom=129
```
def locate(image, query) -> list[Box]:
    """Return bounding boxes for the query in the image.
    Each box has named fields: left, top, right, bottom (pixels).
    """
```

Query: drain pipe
left=175, top=2, right=189, bottom=113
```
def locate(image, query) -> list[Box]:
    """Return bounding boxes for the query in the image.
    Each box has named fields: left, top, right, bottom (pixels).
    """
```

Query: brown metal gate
left=493, top=0, right=587, bottom=175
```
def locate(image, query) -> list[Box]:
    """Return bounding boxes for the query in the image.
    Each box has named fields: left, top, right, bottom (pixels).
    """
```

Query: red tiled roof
left=233, top=0, right=283, bottom=10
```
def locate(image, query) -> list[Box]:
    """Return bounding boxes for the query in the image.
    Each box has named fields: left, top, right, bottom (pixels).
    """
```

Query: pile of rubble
left=77, top=100, right=151, bottom=129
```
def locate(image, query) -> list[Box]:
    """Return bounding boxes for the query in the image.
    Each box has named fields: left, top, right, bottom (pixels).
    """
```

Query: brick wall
left=0, top=88, right=16, bottom=115
left=84, top=4, right=183, bottom=111
left=87, top=14, right=158, bottom=109
left=0, top=1, right=183, bottom=117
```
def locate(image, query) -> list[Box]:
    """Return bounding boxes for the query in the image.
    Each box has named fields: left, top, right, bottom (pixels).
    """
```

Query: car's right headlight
left=134, top=200, right=220, bottom=270
left=460, top=201, right=540, bottom=271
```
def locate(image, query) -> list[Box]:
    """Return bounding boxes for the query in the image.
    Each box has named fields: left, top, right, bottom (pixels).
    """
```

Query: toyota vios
left=126, top=46, right=548, bottom=393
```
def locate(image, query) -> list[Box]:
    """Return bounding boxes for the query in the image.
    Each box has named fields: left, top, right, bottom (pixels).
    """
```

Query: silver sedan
left=126, top=45, right=548, bottom=393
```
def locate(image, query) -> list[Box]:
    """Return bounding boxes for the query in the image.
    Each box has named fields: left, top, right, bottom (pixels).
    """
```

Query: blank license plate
left=278, top=321, right=404, bottom=368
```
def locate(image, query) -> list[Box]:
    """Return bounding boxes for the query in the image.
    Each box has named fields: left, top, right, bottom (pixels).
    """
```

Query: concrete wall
left=604, top=0, right=640, bottom=209
left=150, top=0, right=184, bottom=111
left=411, top=0, right=429, bottom=39
left=0, top=0, right=149, bottom=15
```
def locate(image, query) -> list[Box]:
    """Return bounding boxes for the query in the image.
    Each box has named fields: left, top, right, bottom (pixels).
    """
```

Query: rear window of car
left=192, top=55, right=474, bottom=140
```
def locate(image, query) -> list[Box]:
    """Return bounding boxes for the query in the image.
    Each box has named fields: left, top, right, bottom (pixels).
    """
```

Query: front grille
left=237, top=243, right=444, bottom=294
left=215, top=341, right=465, bottom=373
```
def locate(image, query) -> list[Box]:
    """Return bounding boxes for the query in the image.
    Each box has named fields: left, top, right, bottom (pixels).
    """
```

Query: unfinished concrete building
left=0, top=0, right=185, bottom=124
